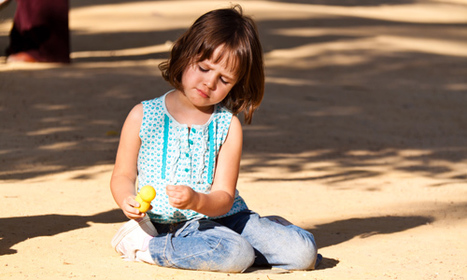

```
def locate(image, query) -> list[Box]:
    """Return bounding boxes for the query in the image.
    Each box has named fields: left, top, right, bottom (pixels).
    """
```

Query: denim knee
left=150, top=220, right=255, bottom=273
left=228, top=212, right=319, bottom=271
left=282, top=227, right=318, bottom=270
left=212, top=234, right=255, bottom=273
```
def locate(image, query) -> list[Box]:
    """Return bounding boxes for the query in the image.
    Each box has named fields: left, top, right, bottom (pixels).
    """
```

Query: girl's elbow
left=219, top=196, right=235, bottom=216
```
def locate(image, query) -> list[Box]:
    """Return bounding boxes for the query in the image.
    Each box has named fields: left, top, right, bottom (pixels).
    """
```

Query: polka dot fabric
left=138, top=92, right=248, bottom=223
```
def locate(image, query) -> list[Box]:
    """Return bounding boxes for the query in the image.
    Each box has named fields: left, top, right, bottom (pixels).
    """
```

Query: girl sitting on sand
left=110, top=5, right=320, bottom=272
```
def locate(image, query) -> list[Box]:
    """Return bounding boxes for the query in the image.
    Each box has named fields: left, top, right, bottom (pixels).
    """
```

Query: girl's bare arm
left=110, top=104, right=146, bottom=219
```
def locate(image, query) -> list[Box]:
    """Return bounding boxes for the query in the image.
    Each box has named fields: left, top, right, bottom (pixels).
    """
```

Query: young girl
left=110, top=5, right=320, bottom=273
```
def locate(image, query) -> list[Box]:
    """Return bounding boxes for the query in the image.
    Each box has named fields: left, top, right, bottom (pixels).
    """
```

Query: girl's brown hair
left=159, top=5, right=264, bottom=124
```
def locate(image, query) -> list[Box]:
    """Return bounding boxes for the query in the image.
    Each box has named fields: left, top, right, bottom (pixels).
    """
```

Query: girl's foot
left=111, top=215, right=158, bottom=264
left=7, top=52, right=38, bottom=63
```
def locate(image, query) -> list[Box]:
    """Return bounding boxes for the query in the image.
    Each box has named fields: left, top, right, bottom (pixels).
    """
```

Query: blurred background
left=1, top=0, right=466, bottom=186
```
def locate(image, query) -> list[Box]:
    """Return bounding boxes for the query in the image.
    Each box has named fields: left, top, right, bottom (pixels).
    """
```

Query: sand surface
left=1, top=1, right=466, bottom=279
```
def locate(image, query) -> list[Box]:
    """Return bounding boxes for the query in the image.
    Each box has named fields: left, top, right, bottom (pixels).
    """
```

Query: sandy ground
left=1, top=0, right=467, bottom=279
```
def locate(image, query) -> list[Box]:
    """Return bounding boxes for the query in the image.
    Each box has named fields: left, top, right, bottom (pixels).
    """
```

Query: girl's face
left=181, top=46, right=238, bottom=111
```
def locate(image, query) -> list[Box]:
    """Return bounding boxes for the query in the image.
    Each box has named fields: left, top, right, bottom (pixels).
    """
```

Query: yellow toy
left=135, top=185, right=156, bottom=213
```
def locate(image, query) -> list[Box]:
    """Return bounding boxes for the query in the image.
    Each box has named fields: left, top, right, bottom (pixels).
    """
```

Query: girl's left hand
left=166, top=185, right=199, bottom=210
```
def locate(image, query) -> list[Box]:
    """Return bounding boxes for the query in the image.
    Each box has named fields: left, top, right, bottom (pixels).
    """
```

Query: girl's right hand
left=121, top=195, right=146, bottom=219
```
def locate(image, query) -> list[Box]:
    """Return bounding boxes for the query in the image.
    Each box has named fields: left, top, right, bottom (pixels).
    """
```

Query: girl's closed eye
left=220, top=77, right=229, bottom=85
left=198, top=64, right=231, bottom=85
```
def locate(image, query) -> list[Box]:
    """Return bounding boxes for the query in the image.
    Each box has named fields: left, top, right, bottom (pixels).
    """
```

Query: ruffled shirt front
left=138, top=92, right=248, bottom=223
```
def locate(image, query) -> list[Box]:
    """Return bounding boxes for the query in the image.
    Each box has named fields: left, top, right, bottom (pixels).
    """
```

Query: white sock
left=136, top=236, right=155, bottom=264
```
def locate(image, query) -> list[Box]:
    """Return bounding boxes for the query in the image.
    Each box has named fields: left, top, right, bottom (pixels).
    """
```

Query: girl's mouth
left=197, top=89, right=209, bottom=98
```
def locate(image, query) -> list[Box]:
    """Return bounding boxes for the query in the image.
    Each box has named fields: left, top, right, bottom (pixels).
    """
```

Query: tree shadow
left=0, top=1, right=464, bottom=275
left=0, top=209, right=127, bottom=256
left=302, top=214, right=434, bottom=270
left=268, top=0, right=416, bottom=6
left=71, top=0, right=159, bottom=9
left=309, top=215, right=434, bottom=249
left=70, top=30, right=180, bottom=63
left=0, top=0, right=465, bottom=187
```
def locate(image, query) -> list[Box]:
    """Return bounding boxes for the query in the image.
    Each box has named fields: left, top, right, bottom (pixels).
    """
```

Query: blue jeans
left=148, top=210, right=318, bottom=272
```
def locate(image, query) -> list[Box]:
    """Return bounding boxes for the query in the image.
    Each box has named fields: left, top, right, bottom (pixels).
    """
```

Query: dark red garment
left=5, top=0, right=70, bottom=63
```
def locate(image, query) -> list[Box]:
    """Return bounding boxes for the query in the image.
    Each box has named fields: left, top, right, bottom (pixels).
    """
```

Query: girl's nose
left=205, top=74, right=216, bottom=90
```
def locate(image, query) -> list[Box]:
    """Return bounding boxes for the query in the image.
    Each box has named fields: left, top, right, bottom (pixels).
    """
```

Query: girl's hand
left=121, top=195, right=148, bottom=219
left=166, top=185, right=199, bottom=210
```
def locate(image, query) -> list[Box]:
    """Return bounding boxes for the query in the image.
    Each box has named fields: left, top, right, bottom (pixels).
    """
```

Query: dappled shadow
left=300, top=214, right=432, bottom=270
left=305, top=202, right=467, bottom=251
left=71, top=0, right=158, bottom=9
left=269, top=0, right=416, bottom=6
left=308, top=215, right=433, bottom=249
left=0, top=0, right=466, bottom=185
left=70, top=29, right=180, bottom=62
left=242, top=12, right=467, bottom=185
left=0, top=209, right=127, bottom=255
left=0, top=62, right=170, bottom=180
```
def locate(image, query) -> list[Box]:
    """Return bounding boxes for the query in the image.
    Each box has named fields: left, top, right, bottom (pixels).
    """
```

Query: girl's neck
left=165, top=90, right=214, bottom=127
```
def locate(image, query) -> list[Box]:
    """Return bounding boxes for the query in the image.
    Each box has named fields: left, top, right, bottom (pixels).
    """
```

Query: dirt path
left=1, top=1, right=466, bottom=279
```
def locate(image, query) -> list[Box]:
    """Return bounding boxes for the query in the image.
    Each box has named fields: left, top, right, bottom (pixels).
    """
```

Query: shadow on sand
left=0, top=209, right=127, bottom=256
left=0, top=209, right=431, bottom=272
left=0, top=1, right=465, bottom=272
left=0, top=1, right=465, bottom=183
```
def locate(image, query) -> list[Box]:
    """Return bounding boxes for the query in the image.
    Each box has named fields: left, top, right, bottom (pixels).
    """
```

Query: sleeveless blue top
left=138, top=92, right=248, bottom=223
